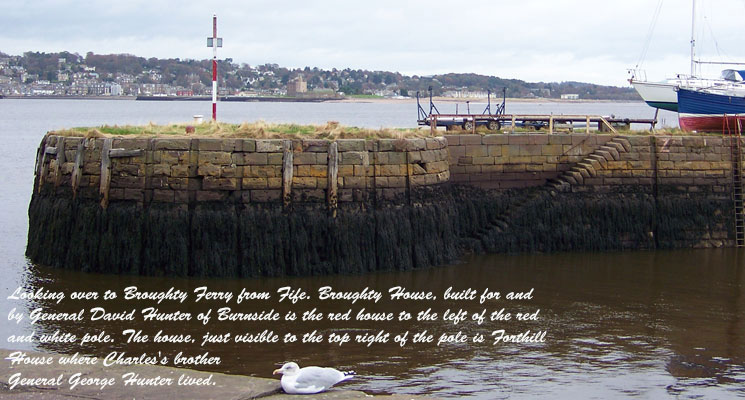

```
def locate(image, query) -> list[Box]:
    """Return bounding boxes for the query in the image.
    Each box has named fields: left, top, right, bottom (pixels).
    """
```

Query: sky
left=2, top=0, right=745, bottom=87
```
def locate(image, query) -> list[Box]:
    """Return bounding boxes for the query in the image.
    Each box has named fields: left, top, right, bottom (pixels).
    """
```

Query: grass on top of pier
left=49, top=121, right=713, bottom=139
left=50, top=120, right=426, bottom=140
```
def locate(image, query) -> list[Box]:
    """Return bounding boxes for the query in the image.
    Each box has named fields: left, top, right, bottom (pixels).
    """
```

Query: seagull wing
left=292, top=367, right=347, bottom=394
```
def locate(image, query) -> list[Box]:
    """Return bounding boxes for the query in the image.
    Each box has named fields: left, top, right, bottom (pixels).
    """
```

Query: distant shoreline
left=1, top=94, right=643, bottom=104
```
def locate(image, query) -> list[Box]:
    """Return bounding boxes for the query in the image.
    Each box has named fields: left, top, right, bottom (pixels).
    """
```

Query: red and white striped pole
left=207, top=14, right=222, bottom=121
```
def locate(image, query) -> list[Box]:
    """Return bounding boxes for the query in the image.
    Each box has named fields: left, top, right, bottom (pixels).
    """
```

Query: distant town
left=0, top=51, right=640, bottom=100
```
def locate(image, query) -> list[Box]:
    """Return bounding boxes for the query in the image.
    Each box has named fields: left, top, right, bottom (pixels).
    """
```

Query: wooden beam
left=282, top=140, right=293, bottom=208
left=327, top=142, right=338, bottom=217
left=71, top=139, right=85, bottom=198
left=54, top=137, right=66, bottom=187
left=36, top=138, right=48, bottom=193
left=100, top=138, right=113, bottom=208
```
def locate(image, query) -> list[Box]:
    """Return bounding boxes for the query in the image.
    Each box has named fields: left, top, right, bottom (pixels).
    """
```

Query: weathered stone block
left=308, top=165, right=327, bottom=178
left=293, top=177, right=317, bottom=188
left=256, top=140, right=284, bottom=152
left=112, top=163, right=142, bottom=176
left=111, top=176, right=144, bottom=188
left=196, top=190, right=227, bottom=201
left=293, top=152, right=318, bottom=165
left=161, top=150, right=189, bottom=165
left=378, top=139, right=396, bottom=151
left=338, top=165, right=354, bottom=176
left=443, top=135, right=461, bottom=146
left=267, top=177, right=282, bottom=189
left=472, top=157, right=494, bottom=165
left=424, top=138, right=441, bottom=149
left=241, top=139, right=256, bottom=152
left=482, top=135, right=508, bottom=145
left=173, top=164, right=198, bottom=177
left=267, top=153, right=283, bottom=165
left=458, top=135, right=481, bottom=145
left=337, top=139, right=366, bottom=152
left=197, top=164, right=221, bottom=177
left=354, top=165, right=373, bottom=177
left=242, top=178, right=268, bottom=189
left=465, top=145, right=488, bottom=157
left=343, top=176, right=366, bottom=189
left=154, top=139, right=191, bottom=150
left=198, top=138, right=223, bottom=151
left=199, top=151, right=232, bottom=165
left=386, top=152, right=406, bottom=164
left=376, top=165, right=404, bottom=176
left=293, top=189, right=325, bottom=202
left=340, top=151, right=366, bottom=165
left=302, top=139, right=330, bottom=152
left=202, top=177, right=238, bottom=190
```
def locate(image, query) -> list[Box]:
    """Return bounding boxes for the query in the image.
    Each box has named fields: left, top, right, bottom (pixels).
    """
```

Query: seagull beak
left=273, top=369, right=282, bottom=375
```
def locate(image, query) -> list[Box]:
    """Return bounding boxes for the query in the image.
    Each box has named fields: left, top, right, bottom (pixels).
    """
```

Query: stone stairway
left=546, top=136, right=631, bottom=191
left=483, top=136, right=633, bottom=237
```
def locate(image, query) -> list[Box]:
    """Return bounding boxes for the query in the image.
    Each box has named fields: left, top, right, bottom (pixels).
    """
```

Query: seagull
left=273, top=362, right=355, bottom=394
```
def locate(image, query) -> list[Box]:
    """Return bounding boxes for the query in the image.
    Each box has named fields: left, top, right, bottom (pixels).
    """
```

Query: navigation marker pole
left=207, top=13, right=223, bottom=121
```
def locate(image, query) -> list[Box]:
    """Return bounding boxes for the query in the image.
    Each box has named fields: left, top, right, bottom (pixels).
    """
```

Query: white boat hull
left=630, top=80, right=679, bottom=112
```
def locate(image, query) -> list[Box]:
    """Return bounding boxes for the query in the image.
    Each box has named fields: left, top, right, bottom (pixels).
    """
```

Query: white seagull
left=273, top=362, right=355, bottom=394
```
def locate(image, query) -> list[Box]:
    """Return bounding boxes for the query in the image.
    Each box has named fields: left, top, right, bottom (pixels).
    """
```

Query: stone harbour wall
left=27, top=132, right=740, bottom=277
left=445, top=134, right=735, bottom=191
left=36, top=135, right=449, bottom=207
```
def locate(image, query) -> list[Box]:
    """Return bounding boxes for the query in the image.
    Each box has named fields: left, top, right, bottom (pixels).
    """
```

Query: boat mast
left=690, top=0, right=696, bottom=77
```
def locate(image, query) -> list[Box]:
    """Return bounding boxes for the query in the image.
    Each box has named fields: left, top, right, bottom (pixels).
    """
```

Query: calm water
left=2, top=99, right=742, bottom=399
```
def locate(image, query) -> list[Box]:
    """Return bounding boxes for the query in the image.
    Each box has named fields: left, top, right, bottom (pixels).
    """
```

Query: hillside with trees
left=0, top=50, right=640, bottom=100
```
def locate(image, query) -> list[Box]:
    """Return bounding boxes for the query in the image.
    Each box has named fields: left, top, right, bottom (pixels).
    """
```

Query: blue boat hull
left=677, top=88, right=745, bottom=132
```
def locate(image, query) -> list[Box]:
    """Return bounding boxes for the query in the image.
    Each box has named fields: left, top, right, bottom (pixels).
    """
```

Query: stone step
left=588, top=154, right=608, bottom=168
left=612, top=137, right=632, bottom=152
left=585, top=157, right=602, bottom=171
left=599, top=146, right=620, bottom=160
left=571, top=166, right=591, bottom=179
left=606, top=141, right=625, bottom=153
left=562, top=173, right=578, bottom=185
left=565, top=170, right=584, bottom=184
left=577, top=162, right=597, bottom=177
left=596, top=148, right=617, bottom=161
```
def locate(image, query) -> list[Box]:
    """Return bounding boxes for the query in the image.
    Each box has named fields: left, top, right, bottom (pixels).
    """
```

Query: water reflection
left=10, top=249, right=744, bottom=398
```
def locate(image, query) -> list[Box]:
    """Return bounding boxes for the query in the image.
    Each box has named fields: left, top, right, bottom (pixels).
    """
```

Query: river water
left=1, top=99, right=743, bottom=399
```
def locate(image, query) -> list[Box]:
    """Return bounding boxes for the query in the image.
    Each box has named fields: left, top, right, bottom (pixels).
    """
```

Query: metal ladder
left=725, top=116, right=745, bottom=247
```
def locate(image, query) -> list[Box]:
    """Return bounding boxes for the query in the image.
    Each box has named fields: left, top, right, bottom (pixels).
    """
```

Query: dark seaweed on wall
left=26, top=184, right=732, bottom=277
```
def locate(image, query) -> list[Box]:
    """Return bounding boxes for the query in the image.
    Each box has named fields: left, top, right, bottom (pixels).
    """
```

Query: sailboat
left=629, top=0, right=744, bottom=112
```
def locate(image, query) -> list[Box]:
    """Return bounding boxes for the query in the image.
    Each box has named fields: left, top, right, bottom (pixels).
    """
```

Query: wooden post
left=327, top=142, right=338, bottom=217
left=282, top=140, right=293, bottom=208
left=54, top=137, right=66, bottom=187
left=511, top=115, right=516, bottom=133
left=586, top=116, right=590, bottom=134
left=36, top=138, right=48, bottom=193
left=71, top=139, right=85, bottom=198
left=549, top=115, right=554, bottom=134
left=100, top=138, right=113, bottom=208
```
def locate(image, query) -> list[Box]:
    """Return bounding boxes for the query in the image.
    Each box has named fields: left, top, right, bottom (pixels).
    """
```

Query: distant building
left=110, top=83, right=123, bottom=96
left=561, top=94, right=580, bottom=100
left=287, top=75, right=307, bottom=97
